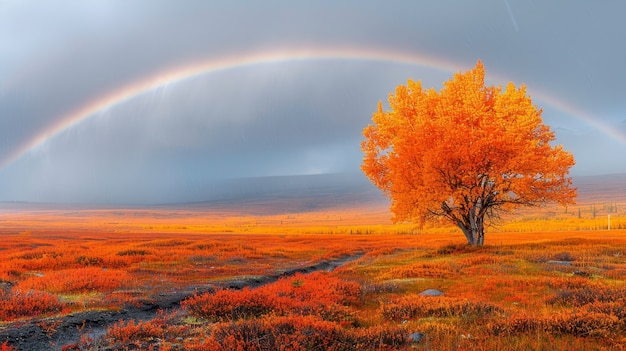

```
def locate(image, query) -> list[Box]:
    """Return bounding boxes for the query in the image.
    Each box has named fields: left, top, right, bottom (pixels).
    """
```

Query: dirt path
left=0, top=253, right=363, bottom=351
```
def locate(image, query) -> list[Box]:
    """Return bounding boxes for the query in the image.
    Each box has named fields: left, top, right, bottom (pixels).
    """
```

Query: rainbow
left=2, top=47, right=623, bottom=170
left=529, top=90, right=626, bottom=146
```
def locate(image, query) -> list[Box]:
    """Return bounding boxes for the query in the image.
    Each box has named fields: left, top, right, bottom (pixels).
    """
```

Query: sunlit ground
left=0, top=187, right=625, bottom=350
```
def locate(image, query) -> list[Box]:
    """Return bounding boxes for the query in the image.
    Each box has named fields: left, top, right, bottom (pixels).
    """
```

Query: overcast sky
left=1, top=1, right=625, bottom=204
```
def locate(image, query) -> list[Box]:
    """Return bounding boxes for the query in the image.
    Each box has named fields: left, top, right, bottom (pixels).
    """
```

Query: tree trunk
left=459, top=223, right=474, bottom=245
left=457, top=210, right=485, bottom=246
left=475, top=217, right=485, bottom=246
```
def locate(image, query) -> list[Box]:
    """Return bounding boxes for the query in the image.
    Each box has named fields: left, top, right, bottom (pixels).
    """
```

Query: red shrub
left=490, top=310, right=623, bottom=339
left=105, top=319, right=165, bottom=343
left=182, top=272, right=361, bottom=322
left=16, top=267, right=131, bottom=294
left=382, top=294, right=501, bottom=321
left=0, top=289, right=65, bottom=321
left=209, top=315, right=407, bottom=351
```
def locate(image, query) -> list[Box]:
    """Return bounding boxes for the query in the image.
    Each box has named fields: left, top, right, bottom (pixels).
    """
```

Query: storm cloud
left=1, top=1, right=625, bottom=204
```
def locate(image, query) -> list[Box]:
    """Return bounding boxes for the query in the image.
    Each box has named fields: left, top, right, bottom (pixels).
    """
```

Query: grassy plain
left=0, top=180, right=625, bottom=350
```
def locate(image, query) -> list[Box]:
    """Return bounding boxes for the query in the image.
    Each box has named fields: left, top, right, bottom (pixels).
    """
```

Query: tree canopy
left=361, top=61, right=576, bottom=245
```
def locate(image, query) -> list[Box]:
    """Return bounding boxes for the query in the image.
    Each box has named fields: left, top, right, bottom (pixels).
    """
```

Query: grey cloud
left=1, top=1, right=626, bottom=204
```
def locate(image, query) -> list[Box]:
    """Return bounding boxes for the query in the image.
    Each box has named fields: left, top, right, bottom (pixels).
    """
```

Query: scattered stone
left=546, top=260, right=573, bottom=266
left=408, top=331, right=425, bottom=343
left=419, top=289, right=444, bottom=296
left=573, top=270, right=591, bottom=278
left=0, top=281, right=13, bottom=293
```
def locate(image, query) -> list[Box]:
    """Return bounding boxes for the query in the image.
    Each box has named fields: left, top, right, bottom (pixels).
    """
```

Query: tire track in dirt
left=0, top=253, right=364, bottom=351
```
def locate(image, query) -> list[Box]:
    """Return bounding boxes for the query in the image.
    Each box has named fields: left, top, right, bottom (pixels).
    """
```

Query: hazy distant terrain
left=172, top=173, right=387, bottom=215
left=0, top=173, right=624, bottom=214
left=184, top=172, right=626, bottom=211
left=573, top=173, right=626, bottom=202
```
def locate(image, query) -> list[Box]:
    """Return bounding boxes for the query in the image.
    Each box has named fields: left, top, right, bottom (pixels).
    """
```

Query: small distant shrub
left=105, top=319, right=165, bottom=343
left=69, top=312, right=190, bottom=350
left=116, top=249, right=151, bottom=256
left=490, top=309, right=624, bottom=338
left=585, top=301, right=626, bottom=320
left=16, top=267, right=131, bottom=294
left=382, top=294, right=502, bottom=321
left=547, top=285, right=626, bottom=307
left=553, top=251, right=576, bottom=262
left=210, top=315, right=408, bottom=351
left=549, top=311, right=620, bottom=338
left=489, top=314, right=538, bottom=335
left=436, top=243, right=470, bottom=255
left=363, top=281, right=400, bottom=295
left=18, top=252, right=44, bottom=260
left=548, top=276, right=595, bottom=290
left=75, top=256, right=104, bottom=266
left=191, top=243, right=216, bottom=250
left=141, top=239, right=191, bottom=247
left=381, top=262, right=457, bottom=280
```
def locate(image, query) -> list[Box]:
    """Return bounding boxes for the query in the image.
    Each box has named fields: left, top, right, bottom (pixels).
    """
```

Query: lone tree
left=361, top=61, right=576, bottom=246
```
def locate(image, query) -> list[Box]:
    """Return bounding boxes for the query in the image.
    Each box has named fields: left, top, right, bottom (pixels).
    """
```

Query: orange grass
left=0, top=206, right=420, bottom=323
left=1, top=203, right=626, bottom=349
left=76, top=229, right=626, bottom=350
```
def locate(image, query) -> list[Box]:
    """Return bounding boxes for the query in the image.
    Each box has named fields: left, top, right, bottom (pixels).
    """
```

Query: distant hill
left=188, top=172, right=626, bottom=214
left=1, top=173, right=624, bottom=214
left=182, top=173, right=388, bottom=215
left=573, top=173, right=626, bottom=203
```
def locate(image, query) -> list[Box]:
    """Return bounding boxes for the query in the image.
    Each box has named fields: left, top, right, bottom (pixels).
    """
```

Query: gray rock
left=419, top=289, right=444, bottom=296
left=409, top=332, right=425, bottom=343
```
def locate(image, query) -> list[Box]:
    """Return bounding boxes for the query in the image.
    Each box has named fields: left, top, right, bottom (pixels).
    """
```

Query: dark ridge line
left=0, top=253, right=364, bottom=351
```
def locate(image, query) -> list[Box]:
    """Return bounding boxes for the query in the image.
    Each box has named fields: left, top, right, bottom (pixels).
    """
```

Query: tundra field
left=0, top=183, right=626, bottom=350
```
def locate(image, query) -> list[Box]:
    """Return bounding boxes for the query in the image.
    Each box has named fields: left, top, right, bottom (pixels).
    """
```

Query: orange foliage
left=105, top=319, right=166, bottom=344
left=0, top=212, right=420, bottom=322
left=1, top=208, right=626, bottom=349
left=361, top=60, right=576, bottom=245
left=208, top=315, right=407, bottom=351
left=382, top=294, right=501, bottom=321
left=0, top=289, right=65, bottom=320
left=379, top=261, right=458, bottom=280
left=182, top=272, right=360, bottom=322
left=489, top=310, right=623, bottom=339
left=16, top=267, right=131, bottom=294
left=181, top=272, right=409, bottom=350
left=93, top=312, right=191, bottom=351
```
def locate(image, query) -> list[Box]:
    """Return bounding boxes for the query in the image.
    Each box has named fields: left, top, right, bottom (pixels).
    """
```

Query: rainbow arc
left=2, top=47, right=623, bottom=170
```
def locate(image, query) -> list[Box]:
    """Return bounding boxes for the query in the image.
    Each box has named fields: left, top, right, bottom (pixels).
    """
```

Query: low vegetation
left=0, top=204, right=624, bottom=349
